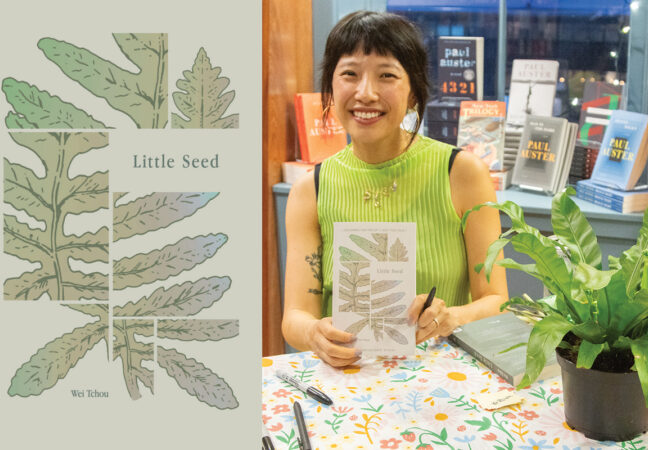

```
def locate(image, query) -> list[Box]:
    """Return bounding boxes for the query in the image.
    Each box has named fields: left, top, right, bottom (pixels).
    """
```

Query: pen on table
left=418, top=286, right=437, bottom=319
left=294, top=401, right=312, bottom=450
left=275, top=369, right=333, bottom=405
left=262, top=419, right=275, bottom=450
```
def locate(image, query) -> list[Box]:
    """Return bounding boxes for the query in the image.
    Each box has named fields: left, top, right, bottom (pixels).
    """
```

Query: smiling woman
left=281, top=10, right=509, bottom=368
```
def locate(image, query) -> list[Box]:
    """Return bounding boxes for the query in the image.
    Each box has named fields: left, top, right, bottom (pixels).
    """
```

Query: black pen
left=419, top=286, right=437, bottom=319
left=262, top=419, right=275, bottom=450
left=276, top=370, right=333, bottom=405
left=294, top=401, right=312, bottom=450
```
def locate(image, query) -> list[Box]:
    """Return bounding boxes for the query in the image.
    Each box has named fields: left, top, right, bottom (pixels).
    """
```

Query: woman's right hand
left=307, top=317, right=361, bottom=368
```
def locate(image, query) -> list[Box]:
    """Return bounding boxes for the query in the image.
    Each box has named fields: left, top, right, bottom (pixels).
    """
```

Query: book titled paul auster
left=589, top=110, right=648, bottom=191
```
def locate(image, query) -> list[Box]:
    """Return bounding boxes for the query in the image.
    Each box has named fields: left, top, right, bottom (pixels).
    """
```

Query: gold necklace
left=363, top=180, right=397, bottom=207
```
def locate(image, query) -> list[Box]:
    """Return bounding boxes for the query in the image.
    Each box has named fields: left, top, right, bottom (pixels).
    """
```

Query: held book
left=589, top=110, right=648, bottom=191
left=332, top=222, right=416, bottom=356
left=457, top=101, right=506, bottom=170
left=577, top=81, right=623, bottom=148
left=437, top=36, right=484, bottom=101
left=511, top=115, right=577, bottom=195
left=507, top=59, right=559, bottom=126
left=448, top=312, right=559, bottom=386
left=294, top=92, right=347, bottom=164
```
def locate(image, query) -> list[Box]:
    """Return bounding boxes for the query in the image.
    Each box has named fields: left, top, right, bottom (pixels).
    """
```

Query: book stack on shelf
left=576, top=110, right=648, bottom=213
left=570, top=81, right=623, bottom=185
left=456, top=100, right=510, bottom=190
left=283, top=93, right=348, bottom=184
left=427, top=36, right=483, bottom=145
left=510, top=115, right=577, bottom=195
left=504, top=59, right=560, bottom=175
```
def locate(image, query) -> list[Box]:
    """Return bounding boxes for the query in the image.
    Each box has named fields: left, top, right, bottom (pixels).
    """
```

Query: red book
left=294, top=93, right=347, bottom=163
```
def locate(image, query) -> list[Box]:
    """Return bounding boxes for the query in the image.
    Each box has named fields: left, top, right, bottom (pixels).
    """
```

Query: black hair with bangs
left=320, top=10, right=429, bottom=137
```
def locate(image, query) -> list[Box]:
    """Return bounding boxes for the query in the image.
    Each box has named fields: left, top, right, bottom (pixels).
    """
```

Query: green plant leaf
left=573, top=262, right=614, bottom=291
left=480, top=238, right=510, bottom=281
left=550, top=187, right=602, bottom=268
left=2, top=77, right=108, bottom=128
left=576, top=340, right=605, bottom=369
left=158, top=319, right=239, bottom=341
left=112, top=319, right=154, bottom=399
left=39, top=34, right=168, bottom=128
left=112, top=233, right=228, bottom=290
left=496, top=258, right=540, bottom=279
left=157, top=346, right=238, bottom=409
left=517, top=314, right=574, bottom=388
left=114, top=276, right=232, bottom=317
left=626, top=335, right=648, bottom=407
left=171, top=47, right=239, bottom=129
left=8, top=319, right=107, bottom=396
left=620, top=210, right=648, bottom=298
left=113, top=192, right=219, bottom=241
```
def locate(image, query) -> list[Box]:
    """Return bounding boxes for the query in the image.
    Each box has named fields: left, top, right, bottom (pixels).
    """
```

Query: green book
left=447, top=312, right=559, bottom=386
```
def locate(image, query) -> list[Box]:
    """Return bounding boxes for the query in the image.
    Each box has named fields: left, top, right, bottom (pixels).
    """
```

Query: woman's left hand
left=407, top=294, right=462, bottom=343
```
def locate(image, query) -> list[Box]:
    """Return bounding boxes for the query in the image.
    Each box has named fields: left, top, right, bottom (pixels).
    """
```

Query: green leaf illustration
left=113, top=319, right=154, bottom=400
left=172, top=47, right=239, bottom=128
left=158, top=319, right=239, bottom=341
left=2, top=78, right=108, bottom=129
left=350, top=233, right=388, bottom=261
left=38, top=33, right=168, bottom=128
left=4, top=132, right=109, bottom=300
left=114, top=276, right=232, bottom=316
left=338, top=261, right=370, bottom=312
left=157, top=346, right=238, bottom=409
left=113, top=233, right=228, bottom=290
left=113, top=192, right=219, bottom=241
left=388, top=238, right=408, bottom=262
left=339, top=246, right=369, bottom=261
left=8, top=318, right=108, bottom=396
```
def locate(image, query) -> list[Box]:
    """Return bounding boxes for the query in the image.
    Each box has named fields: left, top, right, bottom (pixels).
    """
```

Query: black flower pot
left=557, top=351, right=648, bottom=442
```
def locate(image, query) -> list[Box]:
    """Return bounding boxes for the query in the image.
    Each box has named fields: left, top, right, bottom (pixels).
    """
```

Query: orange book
left=294, top=93, right=347, bottom=163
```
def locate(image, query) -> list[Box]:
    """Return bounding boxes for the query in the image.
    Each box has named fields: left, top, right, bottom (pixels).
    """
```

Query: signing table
left=262, top=339, right=648, bottom=449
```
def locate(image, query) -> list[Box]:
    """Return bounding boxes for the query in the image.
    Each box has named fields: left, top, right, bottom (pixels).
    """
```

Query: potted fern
left=462, top=187, right=648, bottom=442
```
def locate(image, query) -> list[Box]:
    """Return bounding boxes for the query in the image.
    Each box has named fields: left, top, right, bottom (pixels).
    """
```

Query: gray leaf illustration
left=114, top=276, right=232, bottom=317
left=350, top=233, right=388, bottom=261
left=157, top=346, right=238, bottom=409
left=113, top=192, right=219, bottom=241
left=158, top=319, right=239, bottom=341
left=113, top=319, right=154, bottom=399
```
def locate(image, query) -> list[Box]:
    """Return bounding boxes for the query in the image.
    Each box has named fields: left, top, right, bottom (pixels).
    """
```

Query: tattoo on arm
left=305, top=245, right=322, bottom=295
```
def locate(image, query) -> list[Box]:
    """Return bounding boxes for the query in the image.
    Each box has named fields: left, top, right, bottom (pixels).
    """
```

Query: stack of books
left=425, top=100, right=460, bottom=145
left=510, top=115, right=577, bottom=195
left=283, top=93, right=348, bottom=184
left=576, top=110, right=648, bottom=213
left=456, top=100, right=510, bottom=190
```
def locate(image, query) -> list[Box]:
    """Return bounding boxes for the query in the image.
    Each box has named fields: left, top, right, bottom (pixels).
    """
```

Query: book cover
left=437, top=37, right=484, bottom=101
left=511, top=115, right=571, bottom=194
left=589, top=110, right=648, bottom=191
left=332, top=222, right=416, bottom=356
left=448, top=312, right=559, bottom=386
left=507, top=59, right=559, bottom=126
left=426, top=100, right=461, bottom=122
left=294, top=92, right=347, bottom=163
left=457, top=101, right=506, bottom=170
left=577, top=81, right=623, bottom=148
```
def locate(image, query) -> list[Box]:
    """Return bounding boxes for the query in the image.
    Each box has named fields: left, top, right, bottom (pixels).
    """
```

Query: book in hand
left=577, top=81, right=623, bottom=148
left=507, top=59, right=559, bottom=126
left=448, top=312, right=559, bottom=386
left=294, top=92, right=347, bottom=164
left=457, top=101, right=506, bottom=170
left=511, top=115, right=577, bottom=195
left=332, top=222, right=416, bottom=356
left=576, top=178, right=648, bottom=213
left=589, top=110, right=648, bottom=191
left=437, top=36, right=484, bottom=101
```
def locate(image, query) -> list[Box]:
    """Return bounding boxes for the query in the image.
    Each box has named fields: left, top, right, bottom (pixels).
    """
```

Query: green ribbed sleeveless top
left=318, top=136, right=471, bottom=317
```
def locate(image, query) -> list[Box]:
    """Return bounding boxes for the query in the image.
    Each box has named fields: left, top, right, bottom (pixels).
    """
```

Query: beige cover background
left=0, top=0, right=261, bottom=448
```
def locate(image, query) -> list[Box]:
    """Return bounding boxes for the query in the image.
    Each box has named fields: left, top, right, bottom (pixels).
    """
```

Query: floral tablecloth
left=262, top=339, right=648, bottom=450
